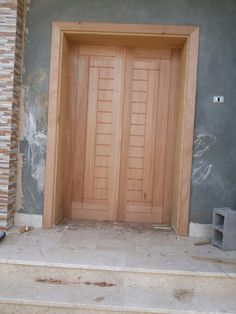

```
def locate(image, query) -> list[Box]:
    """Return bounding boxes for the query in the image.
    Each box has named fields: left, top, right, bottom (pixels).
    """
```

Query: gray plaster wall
left=18, top=0, right=236, bottom=224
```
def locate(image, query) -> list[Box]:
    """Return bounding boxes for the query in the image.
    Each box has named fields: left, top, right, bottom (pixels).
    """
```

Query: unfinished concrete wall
left=0, top=0, right=25, bottom=228
left=18, top=0, right=236, bottom=225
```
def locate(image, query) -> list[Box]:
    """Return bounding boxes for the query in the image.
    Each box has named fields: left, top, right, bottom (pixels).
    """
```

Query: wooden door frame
left=43, top=22, right=199, bottom=235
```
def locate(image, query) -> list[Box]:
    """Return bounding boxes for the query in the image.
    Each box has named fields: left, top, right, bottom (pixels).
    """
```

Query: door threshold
left=56, top=218, right=173, bottom=233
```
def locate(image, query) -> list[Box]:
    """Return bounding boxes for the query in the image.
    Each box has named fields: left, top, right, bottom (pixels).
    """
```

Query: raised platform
left=0, top=220, right=236, bottom=313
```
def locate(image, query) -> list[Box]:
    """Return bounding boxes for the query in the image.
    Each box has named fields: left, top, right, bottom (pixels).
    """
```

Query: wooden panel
left=127, top=179, right=142, bottom=190
left=54, top=36, right=70, bottom=221
left=133, top=69, right=148, bottom=80
left=132, top=91, right=147, bottom=102
left=142, top=69, right=159, bottom=203
left=125, top=212, right=162, bottom=223
left=44, top=23, right=62, bottom=228
left=133, top=80, right=148, bottom=92
left=71, top=55, right=89, bottom=205
left=97, top=123, right=112, bottom=134
left=83, top=66, right=99, bottom=199
left=152, top=60, right=171, bottom=209
left=134, top=47, right=171, bottom=59
left=128, top=157, right=143, bottom=169
left=126, top=204, right=152, bottom=213
left=118, top=48, right=135, bottom=221
left=129, top=146, right=144, bottom=157
left=128, top=168, right=143, bottom=180
left=68, top=33, right=186, bottom=49
left=120, top=50, right=172, bottom=223
left=108, top=46, right=126, bottom=220
left=59, top=22, right=197, bottom=36
left=90, top=56, right=114, bottom=67
left=131, top=114, right=146, bottom=125
left=79, top=45, right=116, bottom=56
left=59, top=44, right=175, bottom=225
left=130, top=124, right=145, bottom=135
left=96, top=134, right=111, bottom=145
left=72, top=202, right=108, bottom=210
left=97, top=112, right=112, bottom=123
left=96, top=144, right=111, bottom=156
left=129, top=135, right=145, bottom=147
left=98, top=90, right=113, bottom=101
left=71, top=208, right=108, bottom=220
left=126, top=204, right=162, bottom=214
left=99, top=79, right=114, bottom=90
left=99, top=67, right=114, bottom=78
left=127, top=190, right=142, bottom=202
left=171, top=46, right=187, bottom=231
left=162, top=50, right=180, bottom=224
left=132, top=103, right=147, bottom=115
left=93, top=188, right=108, bottom=200
left=96, top=156, right=110, bottom=167
left=97, top=101, right=112, bottom=112
left=134, top=60, right=160, bottom=70
left=94, top=178, right=108, bottom=189
left=95, top=167, right=109, bottom=178
left=172, top=29, right=200, bottom=235
left=71, top=45, right=124, bottom=221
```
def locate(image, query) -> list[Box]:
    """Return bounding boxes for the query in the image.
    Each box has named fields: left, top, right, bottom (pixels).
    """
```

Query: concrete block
left=212, top=208, right=236, bottom=251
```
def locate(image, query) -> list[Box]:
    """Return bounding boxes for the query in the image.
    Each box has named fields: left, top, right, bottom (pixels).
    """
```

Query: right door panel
left=119, top=48, right=171, bottom=223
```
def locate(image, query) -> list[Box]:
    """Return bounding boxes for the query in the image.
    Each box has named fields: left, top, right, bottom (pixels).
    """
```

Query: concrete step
left=0, top=260, right=236, bottom=313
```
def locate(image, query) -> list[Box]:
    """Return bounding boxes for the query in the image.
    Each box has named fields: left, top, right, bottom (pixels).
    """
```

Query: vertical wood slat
left=142, top=69, right=159, bottom=203
left=162, top=50, right=180, bottom=224
left=108, top=46, right=125, bottom=220
left=61, top=45, right=79, bottom=219
left=83, top=66, right=99, bottom=200
left=118, top=48, right=134, bottom=220
left=54, top=37, right=69, bottom=220
left=71, top=56, right=89, bottom=203
left=152, top=59, right=171, bottom=211
left=43, top=24, right=63, bottom=226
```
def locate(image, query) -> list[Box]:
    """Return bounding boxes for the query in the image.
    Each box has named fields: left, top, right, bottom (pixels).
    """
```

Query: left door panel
left=71, top=45, right=123, bottom=220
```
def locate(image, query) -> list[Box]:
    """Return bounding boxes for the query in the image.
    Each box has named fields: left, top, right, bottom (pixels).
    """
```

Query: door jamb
left=43, top=22, right=199, bottom=235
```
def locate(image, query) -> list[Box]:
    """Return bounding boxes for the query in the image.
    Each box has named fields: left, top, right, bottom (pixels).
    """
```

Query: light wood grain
left=120, top=50, right=172, bottom=223
left=55, top=21, right=197, bottom=35
left=71, top=55, right=89, bottom=206
left=118, top=48, right=134, bottom=221
left=71, top=46, right=124, bottom=220
left=44, top=22, right=199, bottom=235
left=54, top=35, right=70, bottom=223
left=162, top=50, right=180, bottom=224
left=177, top=28, right=200, bottom=235
left=152, top=60, right=171, bottom=215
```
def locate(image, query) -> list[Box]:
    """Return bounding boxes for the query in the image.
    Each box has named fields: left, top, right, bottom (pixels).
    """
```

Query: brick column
left=0, top=0, right=25, bottom=229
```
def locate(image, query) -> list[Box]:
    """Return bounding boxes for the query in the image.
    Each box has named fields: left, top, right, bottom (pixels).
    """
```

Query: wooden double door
left=70, top=45, right=177, bottom=224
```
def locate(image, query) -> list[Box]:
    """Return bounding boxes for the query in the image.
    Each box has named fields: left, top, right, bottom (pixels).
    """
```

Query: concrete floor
left=1, top=219, right=236, bottom=276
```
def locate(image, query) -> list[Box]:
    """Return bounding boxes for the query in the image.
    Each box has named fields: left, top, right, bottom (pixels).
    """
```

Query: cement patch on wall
left=18, top=68, right=48, bottom=214
left=14, top=213, right=42, bottom=228
left=18, top=0, right=236, bottom=224
left=189, top=222, right=212, bottom=238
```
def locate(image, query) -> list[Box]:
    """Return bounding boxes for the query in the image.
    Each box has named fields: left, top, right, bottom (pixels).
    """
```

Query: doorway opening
left=43, top=23, right=199, bottom=235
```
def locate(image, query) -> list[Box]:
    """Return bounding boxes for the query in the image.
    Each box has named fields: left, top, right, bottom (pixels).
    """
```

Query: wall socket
left=213, top=96, right=224, bottom=103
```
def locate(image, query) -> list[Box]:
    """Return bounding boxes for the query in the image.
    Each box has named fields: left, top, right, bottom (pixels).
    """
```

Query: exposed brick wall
left=0, top=0, right=25, bottom=228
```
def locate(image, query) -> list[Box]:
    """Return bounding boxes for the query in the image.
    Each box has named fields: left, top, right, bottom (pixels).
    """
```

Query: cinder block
left=212, top=208, right=236, bottom=251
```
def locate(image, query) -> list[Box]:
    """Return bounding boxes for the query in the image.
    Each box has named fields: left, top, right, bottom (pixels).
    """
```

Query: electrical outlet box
left=213, top=96, right=224, bottom=103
